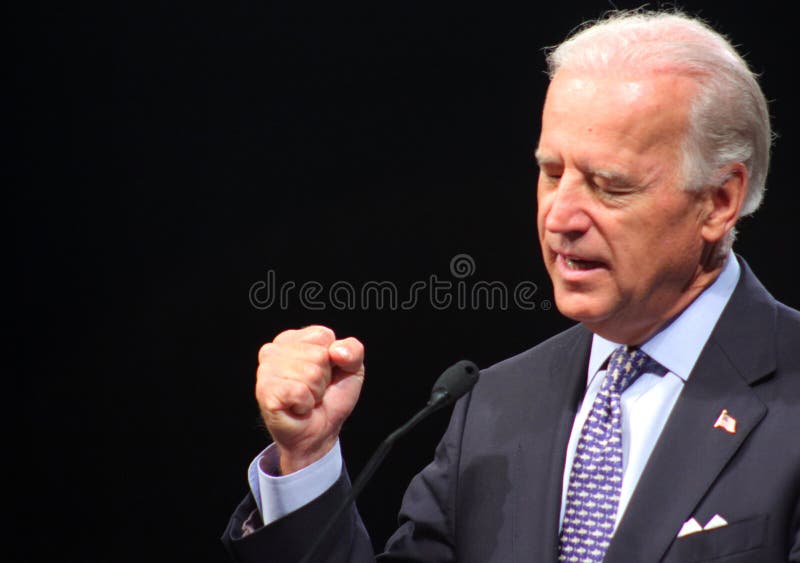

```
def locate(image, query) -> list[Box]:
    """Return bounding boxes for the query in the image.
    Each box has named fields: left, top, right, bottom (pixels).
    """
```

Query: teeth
left=565, top=257, right=593, bottom=270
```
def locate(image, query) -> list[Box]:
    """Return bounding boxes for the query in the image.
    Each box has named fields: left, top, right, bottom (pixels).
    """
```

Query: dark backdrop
left=11, top=1, right=799, bottom=562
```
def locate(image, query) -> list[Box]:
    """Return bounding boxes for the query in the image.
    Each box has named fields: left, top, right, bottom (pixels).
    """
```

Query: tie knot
left=603, top=346, right=651, bottom=394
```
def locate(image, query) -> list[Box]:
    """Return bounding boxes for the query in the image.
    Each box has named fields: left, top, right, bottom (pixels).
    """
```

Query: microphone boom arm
left=298, top=360, right=479, bottom=563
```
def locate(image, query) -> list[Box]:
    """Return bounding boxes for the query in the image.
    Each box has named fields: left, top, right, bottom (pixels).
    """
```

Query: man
left=224, top=11, right=800, bottom=562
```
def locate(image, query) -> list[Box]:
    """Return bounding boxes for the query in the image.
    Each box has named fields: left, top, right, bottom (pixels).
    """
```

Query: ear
left=700, top=162, right=748, bottom=244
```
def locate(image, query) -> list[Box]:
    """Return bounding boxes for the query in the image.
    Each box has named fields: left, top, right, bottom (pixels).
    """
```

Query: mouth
left=563, top=255, right=605, bottom=270
left=554, top=252, right=607, bottom=275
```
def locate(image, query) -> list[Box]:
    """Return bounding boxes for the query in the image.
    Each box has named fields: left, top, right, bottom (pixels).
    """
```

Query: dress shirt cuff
left=247, top=440, right=343, bottom=526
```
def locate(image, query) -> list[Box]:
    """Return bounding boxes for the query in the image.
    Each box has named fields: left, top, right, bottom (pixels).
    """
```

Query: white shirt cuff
left=247, top=440, right=343, bottom=526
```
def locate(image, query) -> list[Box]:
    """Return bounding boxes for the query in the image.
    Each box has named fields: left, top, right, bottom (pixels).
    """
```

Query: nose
left=541, top=172, right=592, bottom=236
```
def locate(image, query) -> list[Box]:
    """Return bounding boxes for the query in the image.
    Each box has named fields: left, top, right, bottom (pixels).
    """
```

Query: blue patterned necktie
left=558, top=346, right=652, bottom=562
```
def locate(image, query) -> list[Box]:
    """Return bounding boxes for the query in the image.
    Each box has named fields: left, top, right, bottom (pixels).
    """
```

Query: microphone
left=298, top=360, right=480, bottom=563
left=429, top=359, right=481, bottom=409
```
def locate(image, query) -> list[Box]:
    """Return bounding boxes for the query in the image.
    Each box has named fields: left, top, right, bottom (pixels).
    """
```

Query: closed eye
left=538, top=164, right=564, bottom=182
left=589, top=172, right=637, bottom=195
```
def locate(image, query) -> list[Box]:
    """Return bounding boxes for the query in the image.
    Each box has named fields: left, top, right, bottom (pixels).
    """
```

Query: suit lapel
left=604, top=342, right=767, bottom=562
left=605, top=258, right=777, bottom=563
left=513, top=326, right=591, bottom=562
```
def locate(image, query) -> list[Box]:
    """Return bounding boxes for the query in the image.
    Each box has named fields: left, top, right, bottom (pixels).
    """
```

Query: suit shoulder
left=775, top=300, right=800, bottom=368
left=775, top=299, right=800, bottom=328
left=480, top=323, right=589, bottom=380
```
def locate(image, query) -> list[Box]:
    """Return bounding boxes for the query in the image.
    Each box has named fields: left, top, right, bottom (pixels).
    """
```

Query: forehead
left=538, top=70, right=694, bottom=163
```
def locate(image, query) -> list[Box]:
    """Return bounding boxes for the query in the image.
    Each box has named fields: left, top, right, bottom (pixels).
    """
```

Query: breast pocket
left=665, top=514, right=768, bottom=562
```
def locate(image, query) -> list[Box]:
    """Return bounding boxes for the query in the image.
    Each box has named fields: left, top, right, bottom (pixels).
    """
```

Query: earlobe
left=701, top=163, right=748, bottom=244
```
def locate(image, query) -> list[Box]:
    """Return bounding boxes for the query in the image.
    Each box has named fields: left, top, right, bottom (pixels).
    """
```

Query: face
left=536, top=70, right=719, bottom=344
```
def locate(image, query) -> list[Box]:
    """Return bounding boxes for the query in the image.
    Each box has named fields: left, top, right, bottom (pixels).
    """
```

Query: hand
left=256, top=325, right=365, bottom=474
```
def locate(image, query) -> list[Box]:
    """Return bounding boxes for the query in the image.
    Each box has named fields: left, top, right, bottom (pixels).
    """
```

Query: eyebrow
left=534, top=150, right=634, bottom=186
left=591, top=168, right=633, bottom=186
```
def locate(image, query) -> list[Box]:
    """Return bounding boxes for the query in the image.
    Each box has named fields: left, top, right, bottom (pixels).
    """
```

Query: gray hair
left=545, top=10, right=772, bottom=254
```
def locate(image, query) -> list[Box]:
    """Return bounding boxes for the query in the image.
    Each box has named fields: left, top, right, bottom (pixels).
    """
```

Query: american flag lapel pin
left=714, top=409, right=737, bottom=434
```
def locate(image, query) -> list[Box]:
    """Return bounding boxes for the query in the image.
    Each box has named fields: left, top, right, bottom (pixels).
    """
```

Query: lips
left=553, top=251, right=607, bottom=276
left=563, top=255, right=605, bottom=270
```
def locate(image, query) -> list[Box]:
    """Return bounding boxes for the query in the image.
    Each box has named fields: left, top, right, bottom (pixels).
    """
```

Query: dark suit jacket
left=223, top=258, right=800, bottom=562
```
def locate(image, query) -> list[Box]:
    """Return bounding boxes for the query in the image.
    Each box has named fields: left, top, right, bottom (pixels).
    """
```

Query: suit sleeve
left=221, top=467, right=375, bottom=563
left=221, top=393, right=472, bottom=563
left=790, top=497, right=800, bottom=563
left=377, top=392, right=471, bottom=562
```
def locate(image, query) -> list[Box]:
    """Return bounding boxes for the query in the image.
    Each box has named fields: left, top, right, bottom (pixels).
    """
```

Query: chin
left=553, top=293, right=613, bottom=326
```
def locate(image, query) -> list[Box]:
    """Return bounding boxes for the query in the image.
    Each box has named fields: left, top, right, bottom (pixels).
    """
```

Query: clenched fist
left=256, top=325, right=365, bottom=474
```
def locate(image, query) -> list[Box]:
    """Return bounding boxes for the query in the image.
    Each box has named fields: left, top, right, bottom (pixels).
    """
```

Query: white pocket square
left=677, top=514, right=728, bottom=538
left=677, top=517, right=703, bottom=538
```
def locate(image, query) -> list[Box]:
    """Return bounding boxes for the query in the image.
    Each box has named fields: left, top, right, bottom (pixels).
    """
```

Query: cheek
left=535, top=188, right=551, bottom=231
left=536, top=212, right=552, bottom=249
left=535, top=205, right=546, bottom=237
left=649, top=205, right=704, bottom=254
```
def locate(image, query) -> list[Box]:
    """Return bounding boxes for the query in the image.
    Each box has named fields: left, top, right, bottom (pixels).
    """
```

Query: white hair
left=545, top=10, right=772, bottom=255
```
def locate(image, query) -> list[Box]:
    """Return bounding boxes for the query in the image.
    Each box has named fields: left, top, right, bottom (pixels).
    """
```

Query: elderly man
left=223, top=11, right=800, bottom=563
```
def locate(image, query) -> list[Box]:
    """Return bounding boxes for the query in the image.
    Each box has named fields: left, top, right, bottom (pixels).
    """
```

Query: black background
left=11, top=1, right=798, bottom=562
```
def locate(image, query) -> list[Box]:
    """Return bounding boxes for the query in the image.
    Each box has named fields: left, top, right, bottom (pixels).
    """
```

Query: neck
left=590, top=256, right=728, bottom=346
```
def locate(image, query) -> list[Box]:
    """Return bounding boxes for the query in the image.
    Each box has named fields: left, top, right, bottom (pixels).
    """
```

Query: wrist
left=277, top=437, right=339, bottom=475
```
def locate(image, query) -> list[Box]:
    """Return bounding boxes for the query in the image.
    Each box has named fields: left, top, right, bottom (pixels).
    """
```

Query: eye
left=589, top=174, right=635, bottom=197
left=538, top=164, right=563, bottom=181
left=588, top=174, right=610, bottom=191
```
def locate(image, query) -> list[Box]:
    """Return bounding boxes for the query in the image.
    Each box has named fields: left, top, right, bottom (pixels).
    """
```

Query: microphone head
left=430, top=360, right=480, bottom=406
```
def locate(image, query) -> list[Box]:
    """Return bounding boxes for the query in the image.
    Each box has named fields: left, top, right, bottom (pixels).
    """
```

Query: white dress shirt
left=249, top=253, right=741, bottom=529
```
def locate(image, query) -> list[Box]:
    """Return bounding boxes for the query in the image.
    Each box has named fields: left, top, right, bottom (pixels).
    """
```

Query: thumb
left=329, top=337, right=365, bottom=374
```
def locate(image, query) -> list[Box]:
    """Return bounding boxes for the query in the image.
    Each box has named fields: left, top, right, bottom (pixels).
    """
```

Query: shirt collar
left=588, top=251, right=740, bottom=382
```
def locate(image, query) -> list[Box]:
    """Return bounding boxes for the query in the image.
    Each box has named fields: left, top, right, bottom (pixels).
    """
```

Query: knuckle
left=273, top=328, right=298, bottom=344
left=258, top=342, right=275, bottom=362
left=305, top=325, right=336, bottom=342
